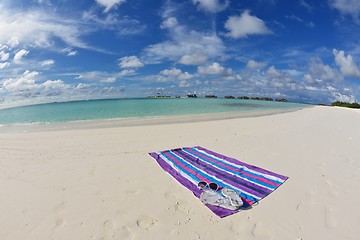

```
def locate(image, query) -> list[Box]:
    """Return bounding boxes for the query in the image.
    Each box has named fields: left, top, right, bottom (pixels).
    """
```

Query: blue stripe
left=189, top=147, right=283, bottom=188
left=192, top=146, right=284, bottom=185
left=185, top=148, right=276, bottom=190
left=163, top=151, right=202, bottom=183
left=164, top=150, right=259, bottom=203
left=176, top=150, right=270, bottom=196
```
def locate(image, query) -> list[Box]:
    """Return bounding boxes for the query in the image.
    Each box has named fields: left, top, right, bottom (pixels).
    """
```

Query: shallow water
left=0, top=98, right=309, bottom=126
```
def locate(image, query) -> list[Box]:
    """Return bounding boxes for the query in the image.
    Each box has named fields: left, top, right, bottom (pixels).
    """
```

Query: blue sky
left=1, top=0, right=360, bottom=107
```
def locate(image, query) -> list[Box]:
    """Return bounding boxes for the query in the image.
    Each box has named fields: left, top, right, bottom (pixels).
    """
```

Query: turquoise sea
left=0, top=98, right=309, bottom=126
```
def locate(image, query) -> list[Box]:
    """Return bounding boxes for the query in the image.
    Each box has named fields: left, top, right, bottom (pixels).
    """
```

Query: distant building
left=224, top=95, right=235, bottom=99
left=147, top=94, right=171, bottom=98
left=275, top=98, right=288, bottom=102
left=238, top=96, right=249, bottom=99
left=259, top=97, right=273, bottom=101
left=187, top=94, right=197, bottom=98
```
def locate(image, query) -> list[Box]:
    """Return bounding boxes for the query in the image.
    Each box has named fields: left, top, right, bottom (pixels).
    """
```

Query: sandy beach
left=1, top=105, right=359, bottom=240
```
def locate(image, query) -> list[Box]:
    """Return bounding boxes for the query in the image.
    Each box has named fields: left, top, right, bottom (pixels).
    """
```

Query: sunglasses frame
left=197, top=181, right=219, bottom=191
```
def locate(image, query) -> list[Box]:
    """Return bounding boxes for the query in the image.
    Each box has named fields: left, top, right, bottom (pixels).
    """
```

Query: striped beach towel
left=149, top=146, right=288, bottom=218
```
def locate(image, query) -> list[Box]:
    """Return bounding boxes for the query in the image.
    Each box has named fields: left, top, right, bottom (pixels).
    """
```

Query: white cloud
left=101, top=77, right=116, bottom=83
left=2, top=70, right=39, bottom=92
left=0, top=62, right=10, bottom=69
left=332, top=92, right=356, bottom=103
left=145, top=3, right=225, bottom=65
left=309, top=59, right=339, bottom=81
left=39, top=79, right=73, bottom=97
left=224, top=10, right=272, bottom=39
left=0, top=4, right=89, bottom=50
left=329, top=0, right=360, bottom=22
left=119, top=69, right=136, bottom=77
left=223, top=74, right=242, bottom=81
left=82, top=10, right=146, bottom=36
left=43, top=79, right=69, bottom=90
left=76, top=71, right=118, bottom=83
left=159, top=68, right=193, bottom=81
left=286, top=15, right=303, bottom=22
left=0, top=50, right=9, bottom=61
left=96, top=0, right=126, bottom=13
left=333, top=49, right=360, bottom=78
left=76, top=83, right=90, bottom=89
left=246, top=60, right=267, bottom=69
left=62, top=48, right=78, bottom=56
left=286, top=14, right=315, bottom=28
left=179, top=54, right=208, bottom=65
left=178, top=80, right=191, bottom=87
left=160, top=17, right=178, bottom=29
left=119, top=56, right=144, bottom=68
left=7, top=37, right=19, bottom=48
left=34, top=0, right=51, bottom=4
left=40, top=59, right=55, bottom=66
left=192, top=0, right=229, bottom=13
left=300, top=0, right=313, bottom=12
left=307, top=22, right=315, bottom=28
left=145, top=27, right=224, bottom=65
left=286, top=69, right=303, bottom=77
left=266, top=66, right=282, bottom=78
left=14, top=49, right=29, bottom=63
left=0, top=44, right=8, bottom=51
left=160, top=68, right=182, bottom=76
left=198, top=62, right=233, bottom=75
left=302, top=73, right=314, bottom=83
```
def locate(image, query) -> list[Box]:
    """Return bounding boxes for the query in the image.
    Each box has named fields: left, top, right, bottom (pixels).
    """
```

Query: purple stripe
left=195, top=146, right=288, bottom=181
left=174, top=149, right=269, bottom=198
left=187, top=147, right=283, bottom=187
left=185, top=147, right=281, bottom=188
left=149, top=152, right=238, bottom=218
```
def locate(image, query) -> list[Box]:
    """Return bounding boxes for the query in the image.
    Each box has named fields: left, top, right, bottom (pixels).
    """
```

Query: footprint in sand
left=89, top=167, right=96, bottom=176
left=174, top=201, right=189, bottom=215
left=325, top=180, right=339, bottom=197
left=115, top=226, right=135, bottom=240
left=296, top=201, right=302, bottom=211
left=251, top=222, right=272, bottom=239
left=55, top=218, right=65, bottom=227
left=125, top=189, right=141, bottom=195
left=53, top=201, right=67, bottom=228
left=53, top=201, right=67, bottom=214
left=229, top=219, right=246, bottom=234
left=317, top=161, right=326, bottom=171
left=101, top=220, right=135, bottom=240
left=104, top=220, right=115, bottom=230
left=324, top=207, right=337, bottom=229
left=164, top=191, right=177, bottom=201
left=136, top=216, right=157, bottom=230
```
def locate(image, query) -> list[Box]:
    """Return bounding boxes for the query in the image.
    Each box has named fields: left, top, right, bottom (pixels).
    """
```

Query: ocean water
left=0, top=98, right=308, bottom=126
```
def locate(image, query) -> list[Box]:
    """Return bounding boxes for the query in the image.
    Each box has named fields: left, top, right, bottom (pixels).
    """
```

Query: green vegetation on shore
left=331, top=101, right=360, bottom=109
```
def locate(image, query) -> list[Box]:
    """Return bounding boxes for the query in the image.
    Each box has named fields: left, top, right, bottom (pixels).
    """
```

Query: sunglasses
left=197, top=181, right=219, bottom=191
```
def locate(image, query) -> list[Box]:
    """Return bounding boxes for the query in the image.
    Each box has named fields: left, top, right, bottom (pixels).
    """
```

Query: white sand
left=0, top=106, right=359, bottom=240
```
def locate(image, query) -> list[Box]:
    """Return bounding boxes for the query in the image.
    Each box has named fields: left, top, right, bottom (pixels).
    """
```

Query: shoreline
left=0, top=105, right=309, bottom=133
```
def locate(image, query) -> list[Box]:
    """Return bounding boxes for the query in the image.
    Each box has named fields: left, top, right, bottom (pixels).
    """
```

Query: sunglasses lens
left=209, top=182, right=218, bottom=191
left=197, top=181, right=207, bottom=189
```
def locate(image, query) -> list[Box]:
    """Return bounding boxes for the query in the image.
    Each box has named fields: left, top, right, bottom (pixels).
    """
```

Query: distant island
left=238, top=96, right=288, bottom=102
left=147, top=95, right=171, bottom=98
left=331, top=101, right=360, bottom=109
left=146, top=94, right=289, bottom=102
